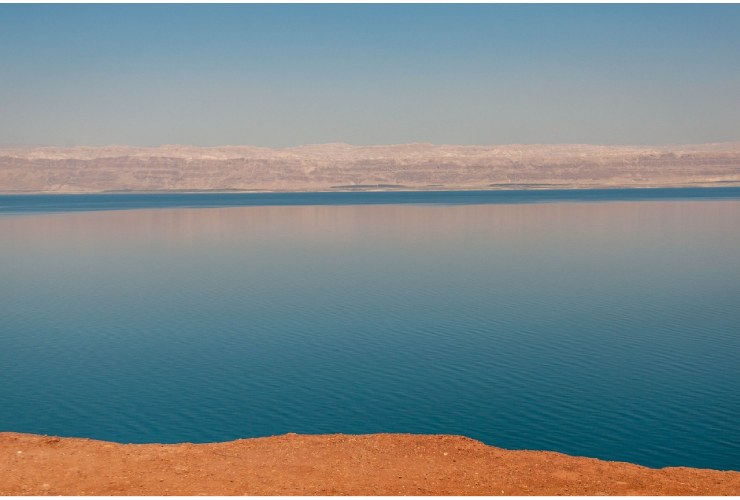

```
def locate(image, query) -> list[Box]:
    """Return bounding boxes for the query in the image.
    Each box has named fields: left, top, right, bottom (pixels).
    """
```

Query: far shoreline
left=2, top=181, right=740, bottom=196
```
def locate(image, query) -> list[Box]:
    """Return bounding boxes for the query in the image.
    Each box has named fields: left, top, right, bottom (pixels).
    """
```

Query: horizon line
left=3, top=140, right=740, bottom=150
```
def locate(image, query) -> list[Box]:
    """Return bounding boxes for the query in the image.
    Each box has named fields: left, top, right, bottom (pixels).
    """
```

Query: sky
left=1, top=4, right=739, bottom=148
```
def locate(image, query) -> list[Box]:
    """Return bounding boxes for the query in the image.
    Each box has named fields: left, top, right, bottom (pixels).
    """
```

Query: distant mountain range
left=1, top=142, right=739, bottom=193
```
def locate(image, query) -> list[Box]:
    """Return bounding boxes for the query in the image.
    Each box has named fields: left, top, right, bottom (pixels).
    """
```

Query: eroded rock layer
left=2, top=142, right=739, bottom=193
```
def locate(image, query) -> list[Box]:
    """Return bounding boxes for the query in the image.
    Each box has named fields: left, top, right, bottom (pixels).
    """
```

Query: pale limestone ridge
left=1, top=142, right=739, bottom=193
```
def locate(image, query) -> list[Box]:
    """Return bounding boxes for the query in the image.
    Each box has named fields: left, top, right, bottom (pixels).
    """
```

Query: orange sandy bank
left=1, top=432, right=738, bottom=495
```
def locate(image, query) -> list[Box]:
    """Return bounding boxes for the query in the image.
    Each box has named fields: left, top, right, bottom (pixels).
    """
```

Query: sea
left=1, top=187, right=739, bottom=471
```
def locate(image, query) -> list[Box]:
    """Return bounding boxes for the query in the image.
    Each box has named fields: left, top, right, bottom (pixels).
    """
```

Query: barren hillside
left=1, top=142, right=740, bottom=193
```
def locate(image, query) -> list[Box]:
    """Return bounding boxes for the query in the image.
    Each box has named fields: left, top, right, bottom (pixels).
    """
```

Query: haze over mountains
left=1, top=142, right=739, bottom=193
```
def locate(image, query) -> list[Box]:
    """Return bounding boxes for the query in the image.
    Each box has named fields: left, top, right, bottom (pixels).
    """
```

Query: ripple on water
left=1, top=198, right=739, bottom=470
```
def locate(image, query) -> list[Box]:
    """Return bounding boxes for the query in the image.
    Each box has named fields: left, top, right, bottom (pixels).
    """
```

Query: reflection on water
left=1, top=198, right=739, bottom=471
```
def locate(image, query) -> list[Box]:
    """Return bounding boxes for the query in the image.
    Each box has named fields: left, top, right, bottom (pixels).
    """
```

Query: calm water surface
left=1, top=189, right=739, bottom=470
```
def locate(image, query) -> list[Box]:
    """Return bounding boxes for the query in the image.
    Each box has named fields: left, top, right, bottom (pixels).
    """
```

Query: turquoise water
left=1, top=188, right=739, bottom=471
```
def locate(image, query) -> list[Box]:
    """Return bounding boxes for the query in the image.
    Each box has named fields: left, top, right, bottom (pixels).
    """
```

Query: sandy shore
left=1, top=432, right=738, bottom=495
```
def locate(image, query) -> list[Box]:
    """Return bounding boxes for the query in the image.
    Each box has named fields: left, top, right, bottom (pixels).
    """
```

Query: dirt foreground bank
left=1, top=432, right=738, bottom=495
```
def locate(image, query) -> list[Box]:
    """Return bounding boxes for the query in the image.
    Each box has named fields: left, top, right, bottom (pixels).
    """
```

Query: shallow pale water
left=1, top=189, right=739, bottom=470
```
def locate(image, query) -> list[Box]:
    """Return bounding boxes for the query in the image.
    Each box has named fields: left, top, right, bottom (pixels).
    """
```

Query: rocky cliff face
left=1, top=142, right=739, bottom=192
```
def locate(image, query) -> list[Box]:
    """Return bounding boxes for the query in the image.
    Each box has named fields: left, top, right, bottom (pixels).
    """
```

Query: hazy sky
left=1, top=4, right=739, bottom=147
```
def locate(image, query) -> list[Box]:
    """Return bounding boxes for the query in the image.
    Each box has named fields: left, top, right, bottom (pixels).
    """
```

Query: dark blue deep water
left=1, top=188, right=739, bottom=471
left=2, top=186, right=740, bottom=214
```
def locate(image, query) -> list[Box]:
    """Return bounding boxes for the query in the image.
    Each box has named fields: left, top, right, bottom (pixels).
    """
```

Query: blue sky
left=1, top=4, right=739, bottom=147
